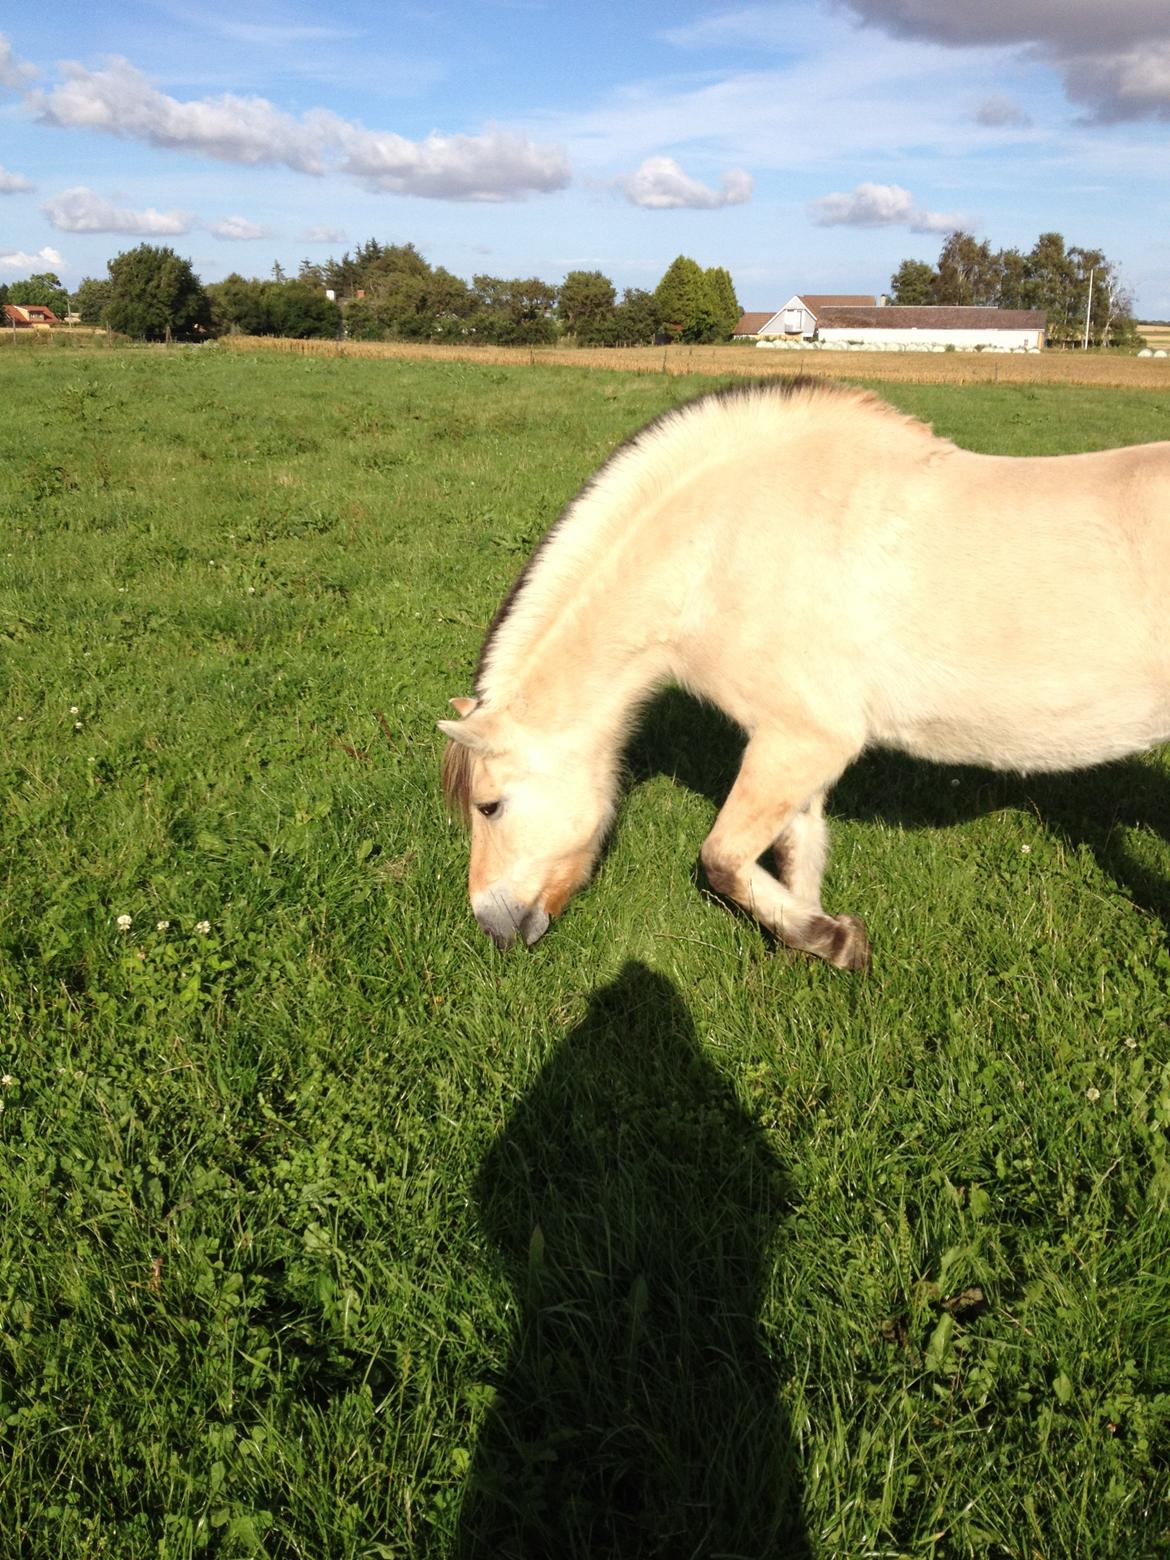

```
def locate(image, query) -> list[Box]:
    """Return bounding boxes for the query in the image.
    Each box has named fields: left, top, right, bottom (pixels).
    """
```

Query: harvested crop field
left=218, top=330, right=1170, bottom=390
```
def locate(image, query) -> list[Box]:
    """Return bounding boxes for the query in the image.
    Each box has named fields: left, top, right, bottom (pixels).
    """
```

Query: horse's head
left=439, top=697, right=615, bottom=949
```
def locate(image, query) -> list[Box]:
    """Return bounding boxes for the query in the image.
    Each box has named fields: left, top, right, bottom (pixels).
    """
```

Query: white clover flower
left=1021, top=844, right=1032, bottom=855
left=194, top=919, right=211, bottom=935
left=1, top=1075, right=14, bottom=1087
left=1085, top=1087, right=1100, bottom=1102
left=1124, top=1037, right=1138, bottom=1050
left=70, top=705, right=80, bottom=715
left=156, top=919, right=170, bottom=932
left=74, top=721, right=83, bottom=730
left=116, top=914, right=132, bottom=931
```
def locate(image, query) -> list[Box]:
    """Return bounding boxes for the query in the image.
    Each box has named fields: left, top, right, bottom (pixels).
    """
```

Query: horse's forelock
left=442, top=738, right=473, bottom=826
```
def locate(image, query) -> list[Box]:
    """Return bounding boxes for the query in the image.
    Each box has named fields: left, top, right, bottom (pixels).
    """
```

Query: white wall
left=758, top=328, right=1044, bottom=353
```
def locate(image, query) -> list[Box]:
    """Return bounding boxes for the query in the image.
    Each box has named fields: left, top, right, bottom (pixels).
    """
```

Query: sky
left=2, top=1, right=1169, bottom=315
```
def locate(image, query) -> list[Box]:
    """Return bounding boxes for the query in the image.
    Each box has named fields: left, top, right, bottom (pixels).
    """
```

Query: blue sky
left=2, top=1, right=1169, bottom=314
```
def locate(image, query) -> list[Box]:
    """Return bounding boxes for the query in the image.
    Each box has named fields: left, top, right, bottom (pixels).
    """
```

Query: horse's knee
left=700, top=837, right=738, bottom=900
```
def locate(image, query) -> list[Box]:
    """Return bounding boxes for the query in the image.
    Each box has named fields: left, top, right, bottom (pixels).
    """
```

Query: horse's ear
left=448, top=696, right=478, bottom=717
left=438, top=717, right=488, bottom=751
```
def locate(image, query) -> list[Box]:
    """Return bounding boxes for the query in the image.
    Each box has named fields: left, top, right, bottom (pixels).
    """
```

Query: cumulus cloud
left=809, top=181, right=968, bottom=234
left=0, top=164, right=34, bottom=193
left=0, top=33, right=37, bottom=91
left=41, top=186, right=193, bottom=235
left=336, top=124, right=569, bottom=201
left=974, top=94, right=1032, bottom=127
left=27, top=52, right=570, bottom=199
left=0, top=245, right=63, bottom=271
left=840, top=0, right=1170, bottom=121
left=302, top=225, right=346, bottom=244
left=30, top=56, right=335, bottom=173
left=619, top=156, right=753, bottom=210
left=210, top=215, right=272, bottom=240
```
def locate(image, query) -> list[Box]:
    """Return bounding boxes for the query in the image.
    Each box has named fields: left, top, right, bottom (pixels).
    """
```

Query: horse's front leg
left=700, top=732, right=869, bottom=970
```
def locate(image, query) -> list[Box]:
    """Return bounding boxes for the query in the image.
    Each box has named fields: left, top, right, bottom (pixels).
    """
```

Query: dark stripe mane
left=472, top=376, right=863, bottom=690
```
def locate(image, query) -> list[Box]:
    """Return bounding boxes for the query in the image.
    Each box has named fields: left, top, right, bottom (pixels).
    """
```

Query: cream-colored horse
left=441, top=380, right=1170, bottom=967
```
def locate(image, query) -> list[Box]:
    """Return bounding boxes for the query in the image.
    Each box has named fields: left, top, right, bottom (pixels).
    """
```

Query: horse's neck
left=487, top=553, right=676, bottom=742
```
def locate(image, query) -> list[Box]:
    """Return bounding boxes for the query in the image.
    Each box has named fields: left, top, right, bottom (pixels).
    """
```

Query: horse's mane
left=442, top=735, right=474, bottom=826
left=473, top=379, right=926, bottom=695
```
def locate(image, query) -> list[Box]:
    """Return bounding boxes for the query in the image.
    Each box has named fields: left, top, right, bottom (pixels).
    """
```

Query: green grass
left=1, top=344, right=1169, bottom=1558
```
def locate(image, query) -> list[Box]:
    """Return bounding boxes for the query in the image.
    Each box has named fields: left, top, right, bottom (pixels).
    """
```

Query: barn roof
left=816, top=305, right=1047, bottom=330
left=796, top=294, right=877, bottom=310
left=733, top=311, right=775, bottom=335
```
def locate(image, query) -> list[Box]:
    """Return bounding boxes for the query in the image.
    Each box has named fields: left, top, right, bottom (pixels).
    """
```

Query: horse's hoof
left=829, top=913, right=871, bottom=971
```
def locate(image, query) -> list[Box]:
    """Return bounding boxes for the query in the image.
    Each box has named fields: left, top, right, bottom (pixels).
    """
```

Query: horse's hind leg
left=701, top=731, right=870, bottom=970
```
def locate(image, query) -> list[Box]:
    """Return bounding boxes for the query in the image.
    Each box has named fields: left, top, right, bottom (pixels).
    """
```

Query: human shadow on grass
left=456, top=961, right=810, bottom=1560
left=626, top=687, right=1170, bottom=932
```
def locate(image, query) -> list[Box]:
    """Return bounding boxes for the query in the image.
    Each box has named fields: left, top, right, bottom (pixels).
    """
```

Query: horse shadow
left=625, top=688, right=1170, bottom=931
left=456, top=961, right=811, bottom=1560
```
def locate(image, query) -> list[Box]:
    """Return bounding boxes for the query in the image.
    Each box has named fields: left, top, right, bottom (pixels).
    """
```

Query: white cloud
left=336, top=124, right=569, bottom=201
left=0, top=164, right=34, bottom=193
left=301, top=225, right=346, bottom=244
left=210, top=215, right=272, bottom=240
left=0, top=33, right=37, bottom=91
left=30, top=56, right=335, bottom=173
left=809, top=181, right=968, bottom=234
left=841, top=0, right=1170, bottom=121
left=619, top=156, right=753, bottom=210
left=28, top=52, right=570, bottom=200
left=41, top=186, right=193, bottom=235
left=0, top=246, right=63, bottom=271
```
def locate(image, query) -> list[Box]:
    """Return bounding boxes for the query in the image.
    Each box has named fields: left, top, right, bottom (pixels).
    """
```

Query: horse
left=440, top=378, right=1170, bottom=968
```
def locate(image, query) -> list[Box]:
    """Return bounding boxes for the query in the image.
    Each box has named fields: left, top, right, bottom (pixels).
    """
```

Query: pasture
left=1, top=344, right=1168, bottom=1558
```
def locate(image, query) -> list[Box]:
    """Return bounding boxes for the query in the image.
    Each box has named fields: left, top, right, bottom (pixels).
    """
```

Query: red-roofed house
left=4, top=303, right=59, bottom=329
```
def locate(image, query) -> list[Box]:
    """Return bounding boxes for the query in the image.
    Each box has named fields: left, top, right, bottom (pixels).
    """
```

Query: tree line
left=890, top=231, right=1138, bottom=347
left=1, top=242, right=742, bottom=347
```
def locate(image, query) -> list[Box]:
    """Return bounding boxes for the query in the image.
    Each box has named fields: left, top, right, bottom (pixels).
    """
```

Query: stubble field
left=210, top=330, right=1170, bottom=391
left=1, top=343, right=1169, bottom=1558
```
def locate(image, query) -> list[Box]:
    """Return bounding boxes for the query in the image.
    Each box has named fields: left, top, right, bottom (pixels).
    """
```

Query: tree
left=557, top=270, right=617, bottom=338
left=654, top=255, right=717, bottom=342
left=104, top=245, right=211, bottom=340
left=74, top=276, right=112, bottom=325
left=206, top=274, right=339, bottom=338
left=472, top=275, right=558, bottom=345
left=7, top=271, right=70, bottom=316
left=704, top=266, right=741, bottom=340
left=206, top=273, right=268, bottom=336
left=889, top=258, right=935, bottom=305
left=297, top=259, right=328, bottom=290
left=613, top=287, right=661, bottom=346
left=266, top=280, right=340, bottom=338
left=1022, top=231, right=1077, bottom=340
left=890, top=227, right=1137, bottom=347
left=996, top=248, right=1028, bottom=310
left=932, top=232, right=1001, bottom=306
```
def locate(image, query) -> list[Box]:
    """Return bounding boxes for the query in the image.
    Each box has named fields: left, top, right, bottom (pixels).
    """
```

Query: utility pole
left=1082, top=266, right=1095, bottom=350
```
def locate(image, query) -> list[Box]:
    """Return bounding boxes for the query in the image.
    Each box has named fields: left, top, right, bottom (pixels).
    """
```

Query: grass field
left=1, top=344, right=1169, bottom=1558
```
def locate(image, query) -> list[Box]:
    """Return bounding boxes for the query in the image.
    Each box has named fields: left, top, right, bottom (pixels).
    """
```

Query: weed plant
left=1, top=346, right=1168, bottom=1557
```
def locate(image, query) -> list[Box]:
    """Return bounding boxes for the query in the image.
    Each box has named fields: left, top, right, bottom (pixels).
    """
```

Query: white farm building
left=735, top=294, right=1047, bottom=353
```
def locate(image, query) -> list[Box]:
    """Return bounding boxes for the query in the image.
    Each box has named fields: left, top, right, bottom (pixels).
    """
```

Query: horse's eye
left=476, top=801, right=501, bottom=819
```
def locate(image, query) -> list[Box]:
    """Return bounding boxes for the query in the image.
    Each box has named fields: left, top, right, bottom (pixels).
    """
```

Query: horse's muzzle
left=472, top=888, right=551, bottom=950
